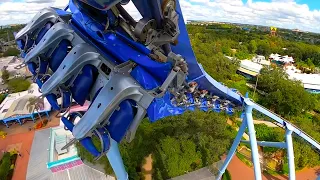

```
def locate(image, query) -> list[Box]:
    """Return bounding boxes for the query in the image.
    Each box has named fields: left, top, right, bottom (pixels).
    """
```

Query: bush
left=0, top=153, right=11, bottom=180
left=1, top=69, right=10, bottom=83
left=222, top=169, right=232, bottom=180
left=3, top=48, right=20, bottom=57
left=0, top=94, right=6, bottom=104
left=7, top=78, right=31, bottom=93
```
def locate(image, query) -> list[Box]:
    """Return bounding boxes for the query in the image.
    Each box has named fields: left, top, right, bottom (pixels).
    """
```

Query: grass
left=236, top=152, right=253, bottom=167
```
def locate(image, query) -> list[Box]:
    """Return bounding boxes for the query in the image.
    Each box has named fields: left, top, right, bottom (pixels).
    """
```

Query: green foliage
left=156, top=136, right=202, bottom=177
left=0, top=94, right=6, bottom=104
left=0, top=25, right=24, bottom=41
left=1, top=69, right=9, bottom=83
left=0, top=152, right=11, bottom=180
left=282, top=157, right=289, bottom=175
left=7, top=78, right=31, bottom=93
left=222, top=169, right=231, bottom=180
left=257, top=68, right=314, bottom=117
left=235, top=51, right=252, bottom=60
left=78, top=111, right=236, bottom=179
left=248, top=40, right=257, bottom=54
left=255, top=124, right=284, bottom=153
left=293, top=138, right=320, bottom=170
left=3, top=48, right=20, bottom=57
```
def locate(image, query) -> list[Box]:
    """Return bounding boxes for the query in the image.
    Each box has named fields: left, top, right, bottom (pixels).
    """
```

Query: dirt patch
left=142, top=154, right=153, bottom=180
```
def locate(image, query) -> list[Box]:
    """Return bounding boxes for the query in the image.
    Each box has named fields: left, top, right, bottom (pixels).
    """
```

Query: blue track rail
left=252, top=102, right=320, bottom=150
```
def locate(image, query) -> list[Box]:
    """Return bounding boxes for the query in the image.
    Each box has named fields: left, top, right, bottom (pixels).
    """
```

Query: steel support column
left=106, top=138, right=128, bottom=180
left=285, top=124, right=295, bottom=180
left=245, top=100, right=262, bottom=180
left=216, top=117, right=247, bottom=180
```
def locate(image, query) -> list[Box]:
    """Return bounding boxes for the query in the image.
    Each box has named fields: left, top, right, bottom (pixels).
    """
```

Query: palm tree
left=27, top=96, right=45, bottom=126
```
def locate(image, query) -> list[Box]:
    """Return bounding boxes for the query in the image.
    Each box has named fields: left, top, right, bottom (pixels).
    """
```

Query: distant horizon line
left=0, top=20, right=316, bottom=34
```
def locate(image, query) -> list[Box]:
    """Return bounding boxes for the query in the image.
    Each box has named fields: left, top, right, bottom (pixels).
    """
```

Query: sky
left=1, top=0, right=320, bottom=33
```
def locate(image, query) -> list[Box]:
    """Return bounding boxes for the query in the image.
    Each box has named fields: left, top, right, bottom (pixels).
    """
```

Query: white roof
left=288, top=73, right=320, bottom=86
left=285, top=65, right=302, bottom=74
left=304, top=84, right=320, bottom=91
left=269, top=54, right=294, bottom=63
left=240, top=60, right=263, bottom=73
left=0, top=83, right=51, bottom=119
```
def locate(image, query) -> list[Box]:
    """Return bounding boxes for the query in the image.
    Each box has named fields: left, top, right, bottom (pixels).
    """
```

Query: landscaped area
left=0, top=151, right=18, bottom=180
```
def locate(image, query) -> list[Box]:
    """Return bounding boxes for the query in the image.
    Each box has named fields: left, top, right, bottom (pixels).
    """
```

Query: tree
left=0, top=152, right=11, bottom=180
left=248, top=40, right=257, bottom=54
left=1, top=69, right=9, bottom=83
left=257, top=68, right=314, bottom=117
left=256, top=40, right=271, bottom=56
left=156, top=136, right=202, bottom=177
left=27, top=97, right=45, bottom=123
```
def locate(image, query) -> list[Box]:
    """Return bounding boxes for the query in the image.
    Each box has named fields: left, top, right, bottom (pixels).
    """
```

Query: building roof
left=27, top=128, right=115, bottom=180
left=269, top=54, right=294, bottom=63
left=4, top=95, right=37, bottom=118
left=27, top=129, right=52, bottom=180
left=52, top=165, right=114, bottom=180
left=304, top=84, right=320, bottom=91
left=237, top=67, right=259, bottom=77
left=288, top=73, right=320, bottom=86
left=239, top=60, right=263, bottom=73
left=0, top=84, right=51, bottom=120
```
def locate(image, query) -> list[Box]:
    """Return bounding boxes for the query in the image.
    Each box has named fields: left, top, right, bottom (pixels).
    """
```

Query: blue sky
left=1, top=0, right=320, bottom=33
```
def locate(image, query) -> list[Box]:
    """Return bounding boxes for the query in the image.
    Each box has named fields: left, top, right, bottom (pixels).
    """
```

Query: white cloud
left=25, top=0, right=54, bottom=3
left=0, top=0, right=320, bottom=33
left=0, top=0, right=66, bottom=25
left=178, top=0, right=320, bottom=33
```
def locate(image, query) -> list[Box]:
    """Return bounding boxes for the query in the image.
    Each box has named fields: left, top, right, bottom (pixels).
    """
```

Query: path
left=0, top=131, right=35, bottom=180
left=227, top=119, right=249, bottom=140
left=227, top=154, right=319, bottom=180
left=236, top=118, right=278, bottom=128
left=142, top=154, right=153, bottom=180
left=227, top=118, right=319, bottom=179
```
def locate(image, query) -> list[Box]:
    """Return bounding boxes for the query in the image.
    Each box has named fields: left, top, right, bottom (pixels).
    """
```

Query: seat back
left=49, top=40, right=72, bottom=72
left=35, top=22, right=53, bottom=45
left=70, top=65, right=98, bottom=106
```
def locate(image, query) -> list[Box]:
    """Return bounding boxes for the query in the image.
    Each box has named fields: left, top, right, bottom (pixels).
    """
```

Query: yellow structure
left=270, top=26, right=277, bottom=36
left=270, top=27, right=277, bottom=32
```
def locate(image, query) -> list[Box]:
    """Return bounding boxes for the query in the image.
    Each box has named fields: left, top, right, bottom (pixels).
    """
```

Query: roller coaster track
left=253, top=102, right=320, bottom=150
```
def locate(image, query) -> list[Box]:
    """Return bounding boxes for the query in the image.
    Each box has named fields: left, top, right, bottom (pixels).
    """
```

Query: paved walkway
left=236, top=118, right=279, bottom=128
left=227, top=153, right=319, bottom=180
left=227, top=118, right=319, bottom=179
